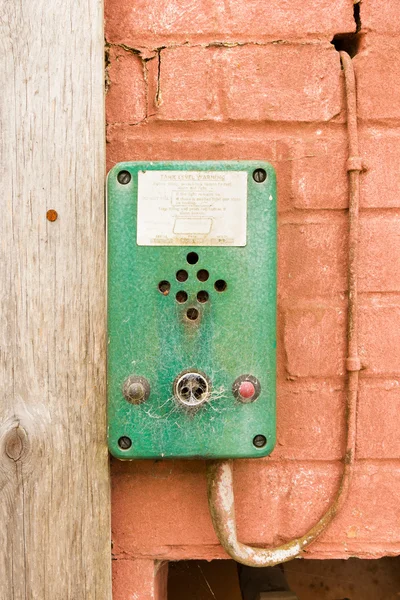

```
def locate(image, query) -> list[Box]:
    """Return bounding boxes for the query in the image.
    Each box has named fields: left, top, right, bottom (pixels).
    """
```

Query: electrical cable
left=206, top=50, right=362, bottom=567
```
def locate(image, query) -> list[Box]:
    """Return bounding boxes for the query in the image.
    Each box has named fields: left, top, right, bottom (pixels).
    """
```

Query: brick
left=361, top=130, right=400, bottom=208
left=221, top=44, right=342, bottom=122
left=270, top=462, right=341, bottom=542
left=321, top=462, right=400, bottom=548
left=359, top=216, right=400, bottom=292
left=359, top=302, right=400, bottom=375
left=273, top=382, right=345, bottom=460
left=111, top=458, right=400, bottom=559
left=158, top=47, right=221, bottom=121
left=234, top=460, right=400, bottom=551
left=105, top=0, right=354, bottom=46
left=157, top=44, right=342, bottom=122
left=106, top=47, right=147, bottom=124
left=106, top=123, right=276, bottom=166
left=105, top=0, right=217, bottom=46
left=112, top=460, right=216, bottom=555
left=233, top=461, right=342, bottom=545
left=284, top=304, right=346, bottom=378
left=355, top=36, right=400, bottom=121
left=106, top=126, right=349, bottom=212
left=112, top=559, right=168, bottom=600
left=362, top=0, right=400, bottom=34
left=277, top=135, right=348, bottom=209
left=226, top=0, right=354, bottom=39
left=357, top=380, right=400, bottom=459
left=278, top=217, right=347, bottom=299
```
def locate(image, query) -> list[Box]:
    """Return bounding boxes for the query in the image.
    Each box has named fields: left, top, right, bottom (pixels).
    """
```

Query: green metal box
left=107, top=161, right=276, bottom=459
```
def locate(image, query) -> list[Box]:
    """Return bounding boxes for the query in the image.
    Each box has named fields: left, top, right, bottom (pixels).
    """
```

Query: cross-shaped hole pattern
left=157, top=253, right=227, bottom=321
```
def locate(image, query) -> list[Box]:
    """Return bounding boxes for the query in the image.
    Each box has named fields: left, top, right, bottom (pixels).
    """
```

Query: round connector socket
left=173, top=371, right=211, bottom=408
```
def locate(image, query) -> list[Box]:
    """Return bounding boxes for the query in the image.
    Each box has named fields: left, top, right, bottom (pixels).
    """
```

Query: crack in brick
left=354, top=0, right=362, bottom=33
left=106, top=39, right=335, bottom=54
left=106, top=37, right=342, bottom=123
left=155, top=48, right=163, bottom=108
left=105, top=40, right=165, bottom=113
left=104, top=42, right=111, bottom=94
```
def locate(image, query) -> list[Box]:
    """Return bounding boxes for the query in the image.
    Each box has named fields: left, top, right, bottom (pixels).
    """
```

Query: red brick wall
left=106, top=1, right=400, bottom=596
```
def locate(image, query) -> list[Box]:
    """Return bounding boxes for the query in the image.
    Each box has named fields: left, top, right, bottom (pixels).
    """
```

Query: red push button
left=238, top=381, right=256, bottom=399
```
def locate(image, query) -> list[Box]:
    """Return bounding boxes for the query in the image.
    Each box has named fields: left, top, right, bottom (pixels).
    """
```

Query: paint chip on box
left=137, top=170, right=247, bottom=246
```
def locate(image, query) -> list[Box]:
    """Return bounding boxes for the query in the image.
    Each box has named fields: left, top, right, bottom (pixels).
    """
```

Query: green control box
left=107, top=161, right=276, bottom=459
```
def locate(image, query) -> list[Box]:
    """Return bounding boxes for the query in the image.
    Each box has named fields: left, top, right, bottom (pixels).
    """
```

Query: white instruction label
left=137, top=170, right=247, bottom=246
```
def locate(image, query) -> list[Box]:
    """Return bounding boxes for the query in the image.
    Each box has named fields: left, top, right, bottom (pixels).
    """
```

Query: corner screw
left=117, top=170, right=131, bottom=185
left=252, top=168, right=267, bottom=183
left=253, top=434, right=267, bottom=448
left=118, top=436, right=132, bottom=450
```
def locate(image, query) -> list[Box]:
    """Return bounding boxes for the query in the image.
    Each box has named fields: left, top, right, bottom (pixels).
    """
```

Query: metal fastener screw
left=253, top=434, right=267, bottom=448
left=252, top=168, right=267, bottom=183
left=117, top=170, right=131, bottom=184
left=118, top=436, right=132, bottom=450
left=122, top=376, right=150, bottom=405
left=126, top=382, right=145, bottom=402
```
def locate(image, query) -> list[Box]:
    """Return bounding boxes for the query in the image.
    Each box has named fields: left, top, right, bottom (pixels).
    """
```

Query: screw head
left=127, top=382, right=144, bottom=401
left=252, top=168, right=267, bottom=183
left=118, top=436, right=132, bottom=450
left=253, top=434, right=267, bottom=448
left=117, top=170, right=131, bottom=185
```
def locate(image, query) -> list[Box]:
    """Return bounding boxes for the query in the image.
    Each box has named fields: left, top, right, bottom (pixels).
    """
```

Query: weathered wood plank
left=0, top=0, right=110, bottom=597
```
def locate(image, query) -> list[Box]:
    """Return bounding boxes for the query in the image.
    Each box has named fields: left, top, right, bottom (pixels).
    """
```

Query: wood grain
left=0, top=0, right=111, bottom=597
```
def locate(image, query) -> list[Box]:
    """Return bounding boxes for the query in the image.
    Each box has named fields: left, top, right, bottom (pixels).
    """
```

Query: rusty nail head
left=46, top=209, right=58, bottom=222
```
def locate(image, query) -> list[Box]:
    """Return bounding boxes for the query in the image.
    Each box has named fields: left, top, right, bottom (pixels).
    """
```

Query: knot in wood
left=5, top=425, right=27, bottom=462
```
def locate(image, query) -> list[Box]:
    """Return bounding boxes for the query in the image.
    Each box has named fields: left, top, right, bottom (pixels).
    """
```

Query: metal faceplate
left=107, top=161, right=276, bottom=459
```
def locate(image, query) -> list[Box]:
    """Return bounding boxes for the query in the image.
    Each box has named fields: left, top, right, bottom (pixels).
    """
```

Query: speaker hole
left=176, top=269, right=188, bottom=282
left=176, top=291, right=188, bottom=303
left=186, top=307, right=199, bottom=321
left=197, top=290, right=209, bottom=303
left=214, top=279, right=227, bottom=292
left=158, top=280, right=170, bottom=295
left=197, top=269, right=209, bottom=282
left=187, top=252, right=199, bottom=265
